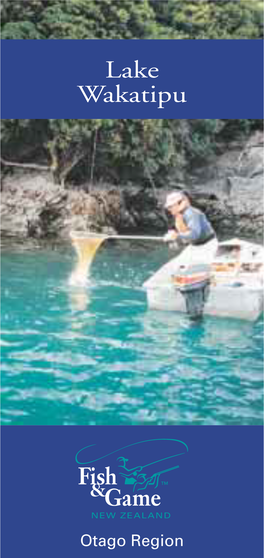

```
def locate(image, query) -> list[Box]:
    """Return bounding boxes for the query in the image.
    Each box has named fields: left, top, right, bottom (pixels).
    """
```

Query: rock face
left=186, top=130, right=264, bottom=242
left=1, top=173, right=67, bottom=238
left=1, top=131, right=263, bottom=242
left=1, top=173, right=123, bottom=238
left=1, top=173, right=166, bottom=239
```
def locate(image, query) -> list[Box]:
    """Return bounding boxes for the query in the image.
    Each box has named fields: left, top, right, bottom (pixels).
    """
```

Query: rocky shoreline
left=1, top=131, right=263, bottom=243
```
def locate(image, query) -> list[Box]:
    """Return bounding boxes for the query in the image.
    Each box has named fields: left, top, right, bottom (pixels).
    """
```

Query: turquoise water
left=1, top=241, right=263, bottom=425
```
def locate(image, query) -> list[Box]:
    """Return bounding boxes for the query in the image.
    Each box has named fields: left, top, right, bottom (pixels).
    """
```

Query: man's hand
left=163, top=229, right=178, bottom=242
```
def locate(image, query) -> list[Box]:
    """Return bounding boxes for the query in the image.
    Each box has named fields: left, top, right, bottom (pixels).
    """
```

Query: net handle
left=70, top=231, right=164, bottom=241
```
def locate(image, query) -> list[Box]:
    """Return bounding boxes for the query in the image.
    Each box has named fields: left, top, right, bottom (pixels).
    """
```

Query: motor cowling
left=172, top=264, right=211, bottom=318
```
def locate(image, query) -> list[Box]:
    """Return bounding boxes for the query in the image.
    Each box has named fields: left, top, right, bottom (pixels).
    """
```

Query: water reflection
left=68, top=285, right=91, bottom=313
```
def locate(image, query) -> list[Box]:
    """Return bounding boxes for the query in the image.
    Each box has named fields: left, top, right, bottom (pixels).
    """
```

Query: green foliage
left=1, top=21, right=42, bottom=40
left=150, top=0, right=263, bottom=39
left=1, top=0, right=159, bottom=40
left=1, top=0, right=263, bottom=40
left=2, top=119, right=263, bottom=186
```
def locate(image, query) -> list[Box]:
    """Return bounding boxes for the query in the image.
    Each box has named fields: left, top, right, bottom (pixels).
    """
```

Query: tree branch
left=1, top=157, right=50, bottom=171
left=90, top=127, right=99, bottom=185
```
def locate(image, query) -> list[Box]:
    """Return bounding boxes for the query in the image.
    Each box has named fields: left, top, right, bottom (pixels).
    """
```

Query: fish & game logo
left=76, top=438, right=188, bottom=509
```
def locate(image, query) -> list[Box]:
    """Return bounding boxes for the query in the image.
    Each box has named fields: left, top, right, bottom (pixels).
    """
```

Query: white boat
left=143, top=239, right=264, bottom=321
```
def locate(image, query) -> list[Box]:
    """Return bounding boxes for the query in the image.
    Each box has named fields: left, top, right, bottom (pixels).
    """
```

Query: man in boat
left=163, top=191, right=218, bottom=265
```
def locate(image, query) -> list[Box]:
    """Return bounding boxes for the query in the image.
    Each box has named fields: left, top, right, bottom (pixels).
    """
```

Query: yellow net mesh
left=70, top=236, right=106, bottom=285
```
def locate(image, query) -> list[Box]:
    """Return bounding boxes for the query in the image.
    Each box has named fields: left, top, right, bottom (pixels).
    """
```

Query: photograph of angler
left=1, top=117, right=263, bottom=426
left=1, top=0, right=263, bottom=427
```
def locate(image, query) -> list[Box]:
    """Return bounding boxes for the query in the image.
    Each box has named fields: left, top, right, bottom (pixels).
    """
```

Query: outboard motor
left=172, top=264, right=211, bottom=318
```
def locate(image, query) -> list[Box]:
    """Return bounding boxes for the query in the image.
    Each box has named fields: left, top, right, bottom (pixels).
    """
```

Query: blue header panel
left=1, top=39, right=263, bottom=118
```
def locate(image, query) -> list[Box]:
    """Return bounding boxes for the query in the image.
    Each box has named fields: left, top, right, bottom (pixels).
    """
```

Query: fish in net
left=69, top=234, right=106, bottom=286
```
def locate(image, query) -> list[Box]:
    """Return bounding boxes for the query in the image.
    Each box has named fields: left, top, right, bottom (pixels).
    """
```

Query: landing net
left=69, top=234, right=107, bottom=285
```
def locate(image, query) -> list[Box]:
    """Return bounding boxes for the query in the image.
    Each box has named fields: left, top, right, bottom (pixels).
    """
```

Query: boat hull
left=144, top=238, right=263, bottom=321
left=146, top=283, right=263, bottom=321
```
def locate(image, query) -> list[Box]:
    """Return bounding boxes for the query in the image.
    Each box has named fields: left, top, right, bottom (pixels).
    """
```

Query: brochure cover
left=1, top=2, right=263, bottom=557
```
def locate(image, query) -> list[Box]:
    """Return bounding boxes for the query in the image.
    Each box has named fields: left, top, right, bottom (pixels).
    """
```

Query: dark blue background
left=1, top=40, right=263, bottom=118
left=1, top=426, right=263, bottom=557
left=1, top=37, right=263, bottom=558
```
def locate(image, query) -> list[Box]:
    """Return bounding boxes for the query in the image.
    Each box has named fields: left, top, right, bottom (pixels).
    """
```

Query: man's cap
left=164, top=191, right=185, bottom=209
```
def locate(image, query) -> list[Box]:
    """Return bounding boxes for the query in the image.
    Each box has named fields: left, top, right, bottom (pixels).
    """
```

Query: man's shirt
left=177, top=206, right=215, bottom=244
